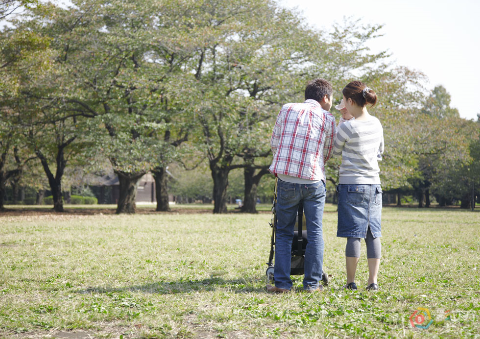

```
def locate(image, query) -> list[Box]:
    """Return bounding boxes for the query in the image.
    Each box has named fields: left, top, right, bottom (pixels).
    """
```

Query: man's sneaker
left=344, top=282, right=357, bottom=290
left=366, top=283, right=379, bottom=291
left=304, top=285, right=323, bottom=293
left=266, top=285, right=290, bottom=293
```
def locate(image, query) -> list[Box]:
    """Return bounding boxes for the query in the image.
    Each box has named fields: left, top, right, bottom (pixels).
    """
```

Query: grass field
left=1, top=205, right=479, bottom=338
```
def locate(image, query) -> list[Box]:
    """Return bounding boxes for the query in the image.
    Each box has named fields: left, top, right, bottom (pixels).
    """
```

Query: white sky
left=279, top=0, right=480, bottom=120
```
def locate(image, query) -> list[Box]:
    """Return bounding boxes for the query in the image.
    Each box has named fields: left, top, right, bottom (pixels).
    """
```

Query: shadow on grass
left=74, top=277, right=266, bottom=295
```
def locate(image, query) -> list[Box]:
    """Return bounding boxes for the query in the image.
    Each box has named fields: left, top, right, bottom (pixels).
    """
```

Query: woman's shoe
left=344, top=282, right=357, bottom=290
left=366, top=283, right=379, bottom=291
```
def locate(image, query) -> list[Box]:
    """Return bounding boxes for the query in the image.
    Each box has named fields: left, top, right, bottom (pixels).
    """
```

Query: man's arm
left=323, top=114, right=336, bottom=163
left=270, top=107, right=285, bottom=154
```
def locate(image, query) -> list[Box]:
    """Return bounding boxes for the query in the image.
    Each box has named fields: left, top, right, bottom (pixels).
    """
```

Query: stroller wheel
left=322, top=269, right=329, bottom=286
left=266, top=266, right=275, bottom=282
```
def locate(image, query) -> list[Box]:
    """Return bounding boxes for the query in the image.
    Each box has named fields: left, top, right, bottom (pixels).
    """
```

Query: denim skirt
left=337, top=184, right=382, bottom=238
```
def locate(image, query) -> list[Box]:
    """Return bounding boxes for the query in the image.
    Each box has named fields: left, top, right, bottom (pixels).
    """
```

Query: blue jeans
left=275, top=179, right=326, bottom=290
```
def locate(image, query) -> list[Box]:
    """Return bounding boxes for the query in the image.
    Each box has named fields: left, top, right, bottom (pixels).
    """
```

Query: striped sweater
left=333, top=116, right=384, bottom=184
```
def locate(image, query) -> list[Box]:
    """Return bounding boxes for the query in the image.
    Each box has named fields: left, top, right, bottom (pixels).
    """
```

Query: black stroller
left=266, top=178, right=329, bottom=286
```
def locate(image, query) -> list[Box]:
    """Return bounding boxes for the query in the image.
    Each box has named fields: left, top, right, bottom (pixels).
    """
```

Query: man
left=268, top=78, right=336, bottom=293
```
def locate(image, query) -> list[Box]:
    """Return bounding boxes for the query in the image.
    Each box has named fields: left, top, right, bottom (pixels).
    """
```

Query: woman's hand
left=340, top=108, right=354, bottom=120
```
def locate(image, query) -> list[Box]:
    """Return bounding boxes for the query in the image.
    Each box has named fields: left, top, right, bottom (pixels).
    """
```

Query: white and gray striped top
left=333, top=116, right=384, bottom=184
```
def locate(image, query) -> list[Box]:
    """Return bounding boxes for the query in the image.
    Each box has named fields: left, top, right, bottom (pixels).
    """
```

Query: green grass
left=1, top=205, right=479, bottom=338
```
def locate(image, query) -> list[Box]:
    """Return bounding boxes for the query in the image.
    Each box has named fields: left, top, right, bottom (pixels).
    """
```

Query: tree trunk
left=0, top=173, right=5, bottom=211
left=417, top=190, right=424, bottom=208
left=425, top=189, right=430, bottom=208
left=12, top=180, right=19, bottom=204
left=242, top=166, right=257, bottom=213
left=51, top=181, right=63, bottom=211
left=241, top=166, right=269, bottom=213
left=0, top=140, right=11, bottom=210
left=63, top=190, right=70, bottom=204
left=36, top=190, right=45, bottom=205
left=211, top=165, right=229, bottom=214
left=36, top=150, right=65, bottom=212
left=35, top=138, right=75, bottom=213
left=472, top=183, right=476, bottom=211
left=460, top=194, right=471, bottom=209
left=397, top=192, right=401, bottom=206
left=0, top=167, right=21, bottom=211
left=152, top=167, right=170, bottom=212
left=115, top=170, right=145, bottom=214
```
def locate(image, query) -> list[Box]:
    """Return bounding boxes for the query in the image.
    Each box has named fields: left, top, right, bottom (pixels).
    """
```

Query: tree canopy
left=0, top=0, right=477, bottom=212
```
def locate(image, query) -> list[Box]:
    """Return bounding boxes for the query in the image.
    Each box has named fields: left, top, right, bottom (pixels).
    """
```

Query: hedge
left=44, top=195, right=98, bottom=205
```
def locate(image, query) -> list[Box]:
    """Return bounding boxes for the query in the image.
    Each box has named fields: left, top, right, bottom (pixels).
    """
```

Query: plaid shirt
left=269, top=99, right=336, bottom=182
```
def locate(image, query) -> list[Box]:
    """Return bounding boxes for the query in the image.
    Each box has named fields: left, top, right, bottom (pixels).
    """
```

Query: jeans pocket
left=374, top=186, right=383, bottom=205
left=278, top=184, right=296, bottom=202
left=346, top=185, right=366, bottom=205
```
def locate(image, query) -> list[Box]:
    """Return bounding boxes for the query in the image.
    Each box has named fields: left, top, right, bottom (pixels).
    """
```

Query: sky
left=279, top=0, right=480, bottom=120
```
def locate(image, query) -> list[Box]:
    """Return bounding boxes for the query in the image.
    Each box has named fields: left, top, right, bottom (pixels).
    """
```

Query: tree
left=409, top=115, right=478, bottom=208
left=239, top=153, right=271, bottom=213
left=168, top=162, right=213, bottom=203
left=0, top=138, right=24, bottom=210
left=25, top=106, right=88, bottom=212
left=404, top=86, right=470, bottom=207
left=0, top=0, right=39, bottom=20
left=427, top=119, right=479, bottom=209
left=422, top=85, right=459, bottom=119
left=0, top=16, right=54, bottom=210
left=188, top=0, right=366, bottom=213
left=26, top=0, right=198, bottom=213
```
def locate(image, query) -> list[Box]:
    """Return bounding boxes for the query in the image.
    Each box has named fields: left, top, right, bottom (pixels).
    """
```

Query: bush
left=401, top=195, right=414, bottom=204
left=83, top=196, right=98, bottom=205
left=41, top=195, right=98, bottom=205
left=70, top=195, right=85, bottom=204
left=70, top=195, right=98, bottom=205
left=71, top=186, right=96, bottom=198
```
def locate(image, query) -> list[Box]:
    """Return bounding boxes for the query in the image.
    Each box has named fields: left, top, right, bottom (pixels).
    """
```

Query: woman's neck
left=351, top=106, right=370, bottom=120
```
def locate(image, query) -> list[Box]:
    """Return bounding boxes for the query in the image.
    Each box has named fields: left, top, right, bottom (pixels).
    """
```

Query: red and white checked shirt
left=269, top=99, right=336, bottom=182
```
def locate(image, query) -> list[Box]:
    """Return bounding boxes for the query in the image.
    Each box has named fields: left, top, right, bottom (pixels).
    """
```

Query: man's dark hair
left=305, top=78, right=333, bottom=102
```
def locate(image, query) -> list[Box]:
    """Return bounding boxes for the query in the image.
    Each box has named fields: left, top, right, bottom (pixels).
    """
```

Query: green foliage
left=0, top=0, right=478, bottom=210
left=70, top=195, right=98, bottom=205
left=422, top=85, right=460, bottom=119
left=70, top=195, right=85, bottom=205
left=0, top=0, right=40, bottom=20
left=45, top=195, right=97, bottom=205
left=71, top=186, right=96, bottom=198
left=407, top=88, right=479, bottom=204
left=31, top=0, right=195, bottom=176
left=169, top=163, right=213, bottom=200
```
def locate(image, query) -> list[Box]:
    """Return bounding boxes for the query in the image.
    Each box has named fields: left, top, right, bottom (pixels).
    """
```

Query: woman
left=333, top=81, right=384, bottom=291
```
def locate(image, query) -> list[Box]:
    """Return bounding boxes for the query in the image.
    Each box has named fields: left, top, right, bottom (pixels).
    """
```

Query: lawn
left=0, top=205, right=479, bottom=338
